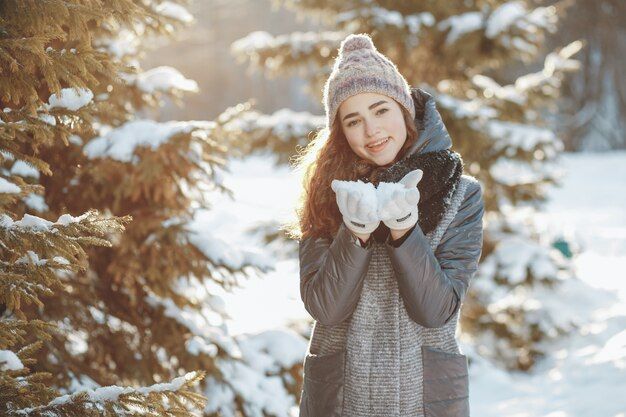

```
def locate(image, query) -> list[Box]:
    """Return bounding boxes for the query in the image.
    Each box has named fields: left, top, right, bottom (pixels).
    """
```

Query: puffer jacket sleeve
left=299, top=222, right=374, bottom=326
left=384, top=180, right=484, bottom=328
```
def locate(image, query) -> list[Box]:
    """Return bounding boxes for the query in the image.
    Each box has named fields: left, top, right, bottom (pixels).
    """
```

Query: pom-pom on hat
left=322, top=33, right=415, bottom=130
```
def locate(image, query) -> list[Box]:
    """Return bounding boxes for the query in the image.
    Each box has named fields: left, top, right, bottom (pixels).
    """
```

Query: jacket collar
left=405, top=87, right=453, bottom=156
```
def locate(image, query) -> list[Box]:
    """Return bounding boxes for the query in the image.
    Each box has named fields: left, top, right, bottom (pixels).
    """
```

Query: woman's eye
left=346, top=109, right=386, bottom=127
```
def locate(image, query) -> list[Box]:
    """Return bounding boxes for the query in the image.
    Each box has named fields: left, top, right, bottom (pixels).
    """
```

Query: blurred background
left=144, top=0, right=626, bottom=152
left=2, top=0, right=625, bottom=416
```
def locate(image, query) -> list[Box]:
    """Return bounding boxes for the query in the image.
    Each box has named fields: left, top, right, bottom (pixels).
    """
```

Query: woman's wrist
left=389, top=226, right=413, bottom=241
left=351, top=231, right=371, bottom=243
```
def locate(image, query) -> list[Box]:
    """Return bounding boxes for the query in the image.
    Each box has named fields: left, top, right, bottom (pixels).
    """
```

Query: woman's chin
left=369, top=150, right=397, bottom=166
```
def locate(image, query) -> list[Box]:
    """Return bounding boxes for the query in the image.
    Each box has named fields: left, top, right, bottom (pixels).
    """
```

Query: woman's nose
left=364, top=118, right=380, bottom=137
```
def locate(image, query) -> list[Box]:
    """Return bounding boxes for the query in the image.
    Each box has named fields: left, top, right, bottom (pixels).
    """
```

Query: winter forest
left=1, top=0, right=625, bottom=416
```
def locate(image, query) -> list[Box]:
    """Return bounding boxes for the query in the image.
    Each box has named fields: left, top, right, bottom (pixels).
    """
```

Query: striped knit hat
left=323, top=33, right=415, bottom=130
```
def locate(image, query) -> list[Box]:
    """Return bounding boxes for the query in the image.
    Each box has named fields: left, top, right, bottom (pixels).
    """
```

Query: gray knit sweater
left=306, top=175, right=473, bottom=417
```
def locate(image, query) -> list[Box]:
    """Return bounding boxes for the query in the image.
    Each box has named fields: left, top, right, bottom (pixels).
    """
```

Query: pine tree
left=0, top=1, right=207, bottom=414
left=2, top=1, right=300, bottom=416
left=545, top=0, right=626, bottom=151
left=232, top=0, right=584, bottom=371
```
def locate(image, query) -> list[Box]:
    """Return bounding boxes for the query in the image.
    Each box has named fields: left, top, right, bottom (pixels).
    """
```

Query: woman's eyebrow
left=342, top=100, right=388, bottom=121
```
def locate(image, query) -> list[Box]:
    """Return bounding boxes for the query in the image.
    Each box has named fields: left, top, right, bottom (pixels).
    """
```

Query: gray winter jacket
left=298, top=88, right=484, bottom=417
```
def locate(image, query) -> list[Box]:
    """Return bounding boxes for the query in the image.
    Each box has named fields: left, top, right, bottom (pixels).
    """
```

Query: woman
left=291, top=33, right=484, bottom=417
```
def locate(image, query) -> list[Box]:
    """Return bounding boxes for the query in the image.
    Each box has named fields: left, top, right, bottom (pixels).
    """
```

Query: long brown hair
left=284, top=100, right=421, bottom=241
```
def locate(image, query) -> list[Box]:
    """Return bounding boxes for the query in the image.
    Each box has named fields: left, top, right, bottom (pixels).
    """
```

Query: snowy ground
left=195, top=150, right=626, bottom=417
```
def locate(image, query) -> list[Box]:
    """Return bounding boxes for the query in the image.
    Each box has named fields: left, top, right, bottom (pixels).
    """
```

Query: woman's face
left=338, top=92, right=408, bottom=166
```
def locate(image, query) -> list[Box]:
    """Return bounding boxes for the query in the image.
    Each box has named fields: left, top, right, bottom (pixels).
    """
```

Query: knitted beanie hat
left=323, top=33, right=415, bottom=130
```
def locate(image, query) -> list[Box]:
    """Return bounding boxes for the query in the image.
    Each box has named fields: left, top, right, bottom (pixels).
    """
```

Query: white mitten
left=331, top=179, right=380, bottom=234
left=376, top=169, right=423, bottom=230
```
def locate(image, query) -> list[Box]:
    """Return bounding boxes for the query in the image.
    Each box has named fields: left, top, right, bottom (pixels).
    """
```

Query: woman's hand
left=377, top=169, right=423, bottom=231
left=331, top=179, right=380, bottom=235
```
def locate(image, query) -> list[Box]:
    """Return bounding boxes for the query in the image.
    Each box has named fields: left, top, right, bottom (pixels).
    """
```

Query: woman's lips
left=367, top=137, right=390, bottom=153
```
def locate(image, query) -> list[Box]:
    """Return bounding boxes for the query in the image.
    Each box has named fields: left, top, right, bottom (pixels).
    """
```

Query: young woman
left=291, top=33, right=484, bottom=417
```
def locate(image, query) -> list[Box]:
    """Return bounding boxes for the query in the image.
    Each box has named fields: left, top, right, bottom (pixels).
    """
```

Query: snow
left=185, top=222, right=275, bottom=272
left=489, top=157, right=563, bottom=186
left=437, top=12, right=483, bottom=45
left=486, top=1, right=527, bottom=38
left=223, top=108, right=324, bottom=142
left=544, top=42, right=582, bottom=73
left=471, top=74, right=527, bottom=105
left=0, top=212, right=88, bottom=232
left=215, top=357, right=295, bottom=417
left=336, top=8, right=435, bottom=34
left=45, top=87, right=93, bottom=111
left=435, top=91, right=499, bottom=121
left=65, top=373, right=100, bottom=393
left=145, top=290, right=242, bottom=359
left=237, top=329, right=307, bottom=372
left=131, top=66, right=198, bottom=94
left=330, top=179, right=378, bottom=220
left=231, top=31, right=276, bottom=54
left=339, top=179, right=423, bottom=222
left=205, top=150, right=626, bottom=416
left=66, top=329, right=89, bottom=355
left=83, top=119, right=214, bottom=163
left=56, top=213, right=89, bottom=226
left=484, top=119, right=562, bottom=152
left=0, top=177, right=21, bottom=194
left=0, top=350, right=24, bottom=371
left=481, top=235, right=561, bottom=285
left=15, top=250, right=48, bottom=266
left=10, top=160, right=40, bottom=179
left=231, top=30, right=346, bottom=57
left=526, top=4, right=558, bottom=32
left=203, top=375, right=237, bottom=416
left=95, top=28, right=140, bottom=59
left=376, top=181, right=414, bottom=220
left=37, top=113, right=56, bottom=126
left=22, top=193, right=48, bottom=212
left=16, top=371, right=201, bottom=412
left=154, top=1, right=193, bottom=23
left=186, top=335, right=219, bottom=357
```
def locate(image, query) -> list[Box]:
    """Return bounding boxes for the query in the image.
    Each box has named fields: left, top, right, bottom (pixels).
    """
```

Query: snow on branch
left=145, top=290, right=242, bottom=359
left=434, top=1, right=558, bottom=58
left=230, top=30, right=347, bottom=71
left=184, top=223, right=274, bottom=273
left=485, top=120, right=563, bottom=153
left=0, top=211, right=89, bottom=232
left=471, top=40, right=581, bottom=106
left=223, top=108, right=324, bottom=142
left=83, top=119, right=214, bottom=163
left=0, top=349, right=24, bottom=371
left=336, top=7, right=435, bottom=34
left=489, top=157, right=562, bottom=186
left=44, top=87, right=94, bottom=112
left=94, top=28, right=140, bottom=59
left=0, top=176, right=21, bottom=194
left=13, top=371, right=206, bottom=416
left=437, top=12, right=483, bottom=45
left=436, top=92, right=498, bottom=121
left=154, top=1, right=194, bottom=23
left=486, top=1, right=557, bottom=38
left=122, top=66, right=199, bottom=94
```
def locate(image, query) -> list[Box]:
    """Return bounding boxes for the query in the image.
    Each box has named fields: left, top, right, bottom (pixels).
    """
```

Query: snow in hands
left=331, top=169, right=423, bottom=223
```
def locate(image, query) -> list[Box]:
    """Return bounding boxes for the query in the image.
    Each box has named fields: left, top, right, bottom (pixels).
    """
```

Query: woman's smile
left=366, top=136, right=391, bottom=153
